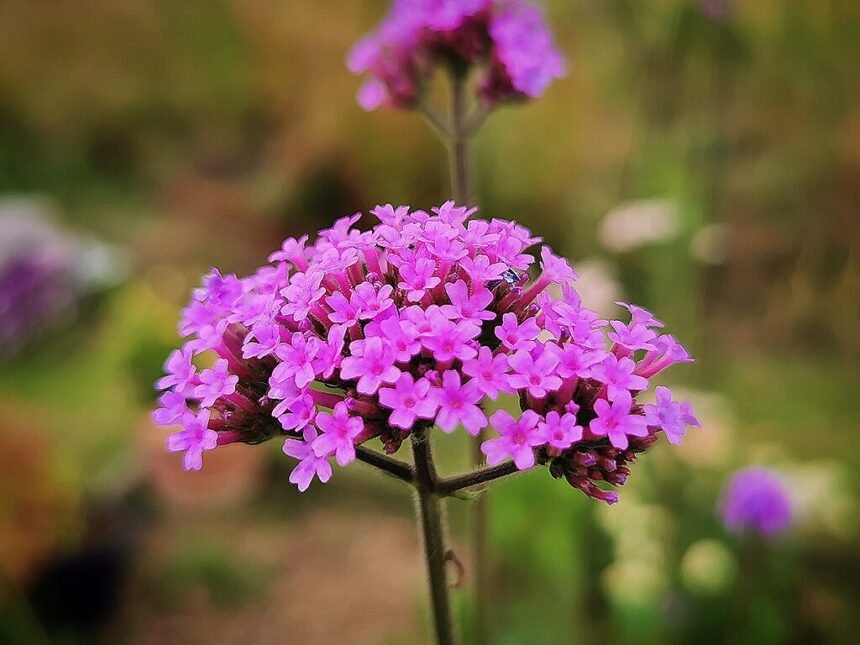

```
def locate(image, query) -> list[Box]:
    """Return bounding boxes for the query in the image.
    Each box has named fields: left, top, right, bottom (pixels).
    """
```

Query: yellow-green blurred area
left=1, top=0, right=858, bottom=643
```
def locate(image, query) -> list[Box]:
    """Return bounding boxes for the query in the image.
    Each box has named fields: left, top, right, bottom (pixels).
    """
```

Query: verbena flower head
left=347, top=0, right=566, bottom=110
left=719, top=467, right=793, bottom=538
left=154, top=202, right=698, bottom=502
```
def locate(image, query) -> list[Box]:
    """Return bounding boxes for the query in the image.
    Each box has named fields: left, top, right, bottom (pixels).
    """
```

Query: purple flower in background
left=698, top=0, right=733, bottom=22
left=154, top=202, right=694, bottom=499
left=347, top=0, right=565, bottom=111
left=481, top=0, right=567, bottom=103
left=0, top=199, right=124, bottom=357
left=719, top=467, right=793, bottom=538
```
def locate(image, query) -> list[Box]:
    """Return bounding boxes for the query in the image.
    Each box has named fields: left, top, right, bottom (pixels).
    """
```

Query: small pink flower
left=379, top=373, right=439, bottom=430
left=433, top=371, right=487, bottom=436
left=242, top=323, right=284, bottom=359
left=194, top=358, right=239, bottom=408
left=152, top=390, right=189, bottom=426
left=589, top=391, right=648, bottom=450
left=398, top=256, right=441, bottom=302
left=277, top=393, right=317, bottom=432
left=341, top=336, right=401, bottom=395
left=352, top=282, right=394, bottom=320
left=441, top=280, right=495, bottom=322
left=537, top=411, right=582, bottom=451
left=156, top=346, right=198, bottom=396
left=507, top=349, right=561, bottom=398
left=644, top=386, right=700, bottom=445
left=591, top=354, right=648, bottom=400
left=284, top=426, right=333, bottom=492
left=422, top=319, right=480, bottom=362
left=312, top=402, right=365, bottom=466
left=275, top=332, right=320, bottom=389
left=482, top=409, right=542, bottom=470
left=495, top=313, right=540, bottom=351
left=462, top=346, right=512, bottom=400
left=167, top=409, right=218, bottom=471
left=280, top=271, right=325, bottom=322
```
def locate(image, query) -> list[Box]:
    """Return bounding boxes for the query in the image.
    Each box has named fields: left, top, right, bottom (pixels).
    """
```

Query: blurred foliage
left=0, top=0, right=859, bottom=643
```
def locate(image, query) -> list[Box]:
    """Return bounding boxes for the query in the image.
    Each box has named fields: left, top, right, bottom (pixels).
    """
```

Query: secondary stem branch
left=436, top=461, right=523, bottom=496
left=355, top=446, right=415, bottom=484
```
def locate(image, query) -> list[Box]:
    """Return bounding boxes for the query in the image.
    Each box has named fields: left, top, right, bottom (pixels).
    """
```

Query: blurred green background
left=1, top=0, right=858, bottom=643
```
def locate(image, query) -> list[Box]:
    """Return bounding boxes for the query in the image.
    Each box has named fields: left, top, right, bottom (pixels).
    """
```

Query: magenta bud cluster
left=347, top=0, right=566, bottom=110
left=153, top=202, right=699, bottom=502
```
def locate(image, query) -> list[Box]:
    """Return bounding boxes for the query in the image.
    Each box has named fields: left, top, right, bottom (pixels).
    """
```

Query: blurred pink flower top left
left=347, top=0, right=566, bottom=110
left=154, top=202, right=698, bottom=501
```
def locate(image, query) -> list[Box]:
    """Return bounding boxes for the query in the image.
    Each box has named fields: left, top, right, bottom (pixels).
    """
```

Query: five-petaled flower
left=482, top=410, right=543, bottom=470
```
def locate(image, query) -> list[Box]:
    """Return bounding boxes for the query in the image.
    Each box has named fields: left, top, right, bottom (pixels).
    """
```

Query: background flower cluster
left=348, top=0, right=566, bottom=109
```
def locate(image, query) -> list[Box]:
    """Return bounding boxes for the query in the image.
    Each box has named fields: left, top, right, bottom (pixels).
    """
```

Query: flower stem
left=447, top=68, right=490, bottom=645
left=470, top=437, right=490, bottom=645
left=411, top=427, right=457, bottom=645
left=419, top=67, right=490, bottom=644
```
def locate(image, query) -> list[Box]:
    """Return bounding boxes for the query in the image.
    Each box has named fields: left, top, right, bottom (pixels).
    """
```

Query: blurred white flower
left=573, top=258, right=624, bottom=317
left=600, top=199, right=679, bottom=253
left=690, top=223, right=729, bottom=265
left=546, top=257, right=623, bottom=318
left=681, top=539, right=736, bottom=595
left=660, top=388, right=735, bottom=469
left=602, top=559, right=669, bottom=607
left=788, top=461, right=859, bottom=540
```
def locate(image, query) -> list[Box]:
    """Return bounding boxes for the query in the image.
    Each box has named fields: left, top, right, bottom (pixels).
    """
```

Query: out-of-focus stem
left=449, top=73, right=470, bottom=204
left=411, top=427, right=457, bottom=645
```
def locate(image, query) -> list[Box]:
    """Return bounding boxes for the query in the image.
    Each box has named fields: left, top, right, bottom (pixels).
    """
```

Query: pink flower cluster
left=347, top=0, right=566, bottom=110
left=153, top=202, right=698, bottom=502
